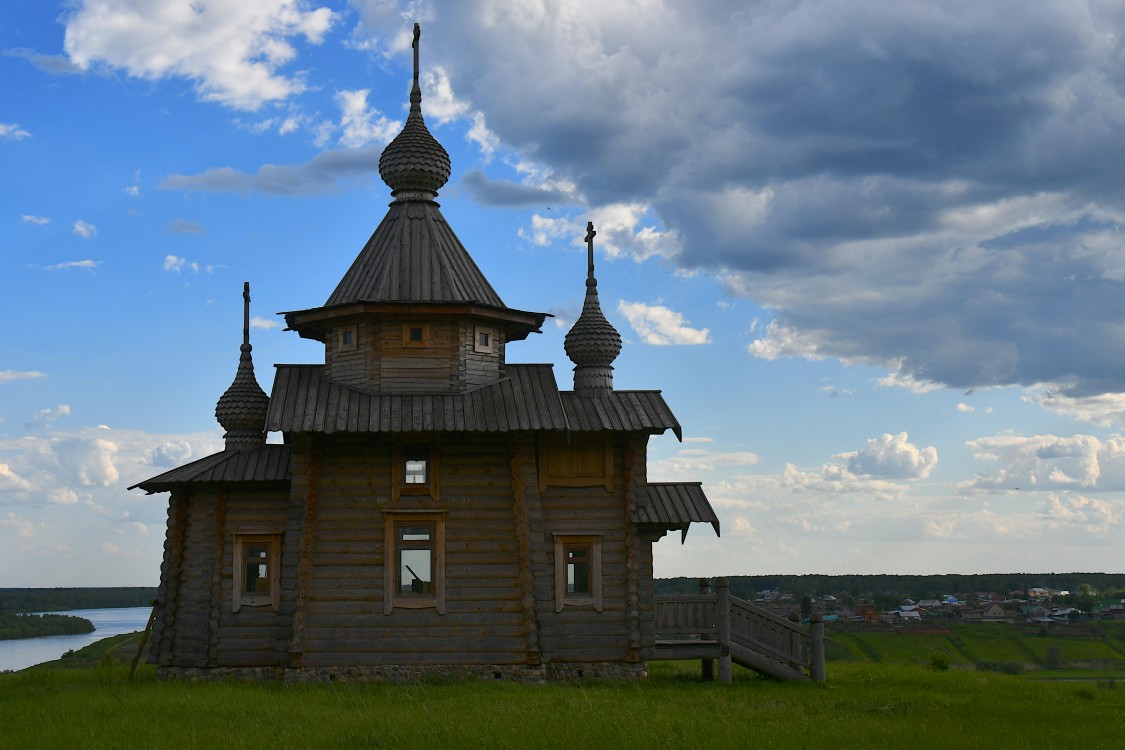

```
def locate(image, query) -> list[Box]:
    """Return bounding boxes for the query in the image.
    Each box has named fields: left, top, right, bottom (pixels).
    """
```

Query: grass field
left=828, top=622, right=1125, bottom=671
left=3, top=634, right=1125, bottom=748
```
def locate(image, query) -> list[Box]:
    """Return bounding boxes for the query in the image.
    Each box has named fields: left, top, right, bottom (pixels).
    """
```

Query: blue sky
left=4, top=0, right=1125, bottom=586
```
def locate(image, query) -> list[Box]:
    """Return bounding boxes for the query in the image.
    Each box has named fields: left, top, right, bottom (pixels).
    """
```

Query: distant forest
left=0, top=588, right=156, bottom=614
left=0, top=613, right=95, bottom=640
left=655, top=573, right=1125, bottom=601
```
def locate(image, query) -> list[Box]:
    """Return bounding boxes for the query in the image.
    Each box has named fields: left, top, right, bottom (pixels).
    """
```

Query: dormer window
left=403, top=322, right=430, bottom=347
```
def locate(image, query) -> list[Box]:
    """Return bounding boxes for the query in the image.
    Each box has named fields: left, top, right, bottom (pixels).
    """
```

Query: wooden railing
left=654, top=577, right=826, bottom=683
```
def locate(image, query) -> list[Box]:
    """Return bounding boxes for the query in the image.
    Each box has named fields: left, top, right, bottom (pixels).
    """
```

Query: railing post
left=809, top=613, right=826, bottom=682
left=717, top=577, right=732, bottom=684
left=699, top=578, right=714, bottom=681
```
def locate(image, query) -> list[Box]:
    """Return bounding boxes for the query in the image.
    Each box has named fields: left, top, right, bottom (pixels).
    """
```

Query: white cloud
left=26, top=404, right=71, bottom=433
left=0, top=123, right=31, bottom=140
left=956, top=402, right=975, bottom=413
left=1025, top=386, right=1125, bottom=426
left=72, top=220, right=97, bottom=238
left=747, top=320, right=827, bottom=361
left=21, top=215, right=49, bottom=225
left=43, top=259, right=100, bottom=272
left=0, top=514, right=45, bottom=539
left=843, top=432, right=939, bottom=479
left=648, top=448, right=759, bottom=481
left=163, top=255, right=186, bottom=273
left=250, top=316, right=281, bottom=330
left=618, top=300, right=710, bottom=346
left=0, top=370, right=46, bottom=383
left=335, top=89, right=400, bottom=149
left=124, top=185, right=139, bottom=197
left=64, top=0, right=336, bottom=111
left=1039, top=493, right=1119, bottom=535
left=960, top=433, right=1125, bottom=493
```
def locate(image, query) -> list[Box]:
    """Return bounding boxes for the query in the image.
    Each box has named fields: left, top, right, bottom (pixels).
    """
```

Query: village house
left=131, top=26, right=721, bottom=682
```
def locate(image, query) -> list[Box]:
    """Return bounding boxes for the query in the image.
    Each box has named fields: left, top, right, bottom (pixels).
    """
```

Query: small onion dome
left=216, top=284, right=269, bottom=450
left=564, top=223, right=622, bottom=396
left=378, top=24, right=451, bottom=199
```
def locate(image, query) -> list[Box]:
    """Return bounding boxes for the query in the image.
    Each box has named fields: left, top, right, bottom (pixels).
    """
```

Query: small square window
left=473, top=326, right=495, bottom=354
left=403, top=322, right=430, bottom=347
left=394, top=441, right=440, bottom=499
left=338, top=325, right=357, bottom=352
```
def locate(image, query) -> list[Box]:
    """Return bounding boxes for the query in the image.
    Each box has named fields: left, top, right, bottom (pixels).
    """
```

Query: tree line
left=0, top=613, right=95, bottom=640
left=0, top=588, right=157, bottom=614
left=654, top=573, right=1125, bottom=602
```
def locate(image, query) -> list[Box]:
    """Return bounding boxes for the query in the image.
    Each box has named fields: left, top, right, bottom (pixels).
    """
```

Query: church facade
left=133, top=26, right=718, bottom=682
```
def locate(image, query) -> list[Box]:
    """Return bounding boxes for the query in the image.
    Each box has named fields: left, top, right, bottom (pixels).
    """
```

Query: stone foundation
left=156, top=662, right=647, bottom=684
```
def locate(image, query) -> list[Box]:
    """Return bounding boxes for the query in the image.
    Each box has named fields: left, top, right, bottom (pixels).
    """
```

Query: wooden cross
left=585, top=221, right=596, bottom=278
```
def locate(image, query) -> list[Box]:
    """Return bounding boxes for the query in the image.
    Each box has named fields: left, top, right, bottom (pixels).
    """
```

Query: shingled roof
left=264, top=363, right=682, bottom=436
left=323, top=199, right=507, bottom=308
left=633, top=482, right=720, bottom=541
left=129, top=445, right=291, bottom=494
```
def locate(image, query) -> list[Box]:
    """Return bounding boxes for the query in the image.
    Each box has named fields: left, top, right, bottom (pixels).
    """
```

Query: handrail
left=654, top=578, right=825, bottom=682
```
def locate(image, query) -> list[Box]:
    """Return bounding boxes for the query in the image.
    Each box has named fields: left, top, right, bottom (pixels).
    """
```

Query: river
left=0, top=606, right=153, bottom=672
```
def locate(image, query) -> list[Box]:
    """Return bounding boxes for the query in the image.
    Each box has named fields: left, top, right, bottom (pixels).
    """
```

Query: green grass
left=4, top=639, right=1125, bottom=748
left=828, top=623, right=1125, bottom=672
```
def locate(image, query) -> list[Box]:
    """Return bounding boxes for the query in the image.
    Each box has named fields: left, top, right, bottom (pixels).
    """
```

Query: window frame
left=402, top=322, right=431, bottom=348
left=232, top=533, right=281, bottom=613
left=337, top=324, right=358, bottom=352
left=384, top=511, right=446, bottom=614
left=392, top=439, right=440, bottom=500
left=554, top=534, right=602, bottom=612
left=473, top=325, right=495, bottom=354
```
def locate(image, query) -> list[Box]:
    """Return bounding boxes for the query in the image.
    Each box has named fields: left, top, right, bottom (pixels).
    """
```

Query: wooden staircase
left=652, top=578, right=826, bottom=683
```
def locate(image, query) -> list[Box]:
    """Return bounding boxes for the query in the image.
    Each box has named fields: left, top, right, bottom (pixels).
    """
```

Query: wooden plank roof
left=129, top=445, right=291, bottom=493
left=325, top=199, right=506, bottom=308
left=633, top=482, right=720, bottom=541
left=264, top=364, right=682, bottom=436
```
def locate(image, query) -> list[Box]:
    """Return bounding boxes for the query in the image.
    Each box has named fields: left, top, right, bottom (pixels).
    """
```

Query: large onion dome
left=378, top=23, right=451, bottom=199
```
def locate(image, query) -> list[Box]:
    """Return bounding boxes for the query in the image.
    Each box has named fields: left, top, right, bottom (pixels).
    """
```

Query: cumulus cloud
left=345, top=1, right=1125, bottom=421
left=618, top=301, right=710, bottom=346
left=21, top=215, right=49, bottom=225
left=335, top=89, right=400, bottom=148
left=0, top=123, right=31, bottom=140
left=72, top=220, right=97, bottom=238
left=26, top=404, right=71, bottom=433
left=843, top=432, right=939, bottom=479
left=960, top=433, right=1125, bottom=493
left=63, top=0, right=336, bottom=111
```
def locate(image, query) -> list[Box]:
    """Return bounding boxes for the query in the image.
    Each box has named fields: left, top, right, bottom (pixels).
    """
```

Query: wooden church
left=133, top=26, right=719, bottom=682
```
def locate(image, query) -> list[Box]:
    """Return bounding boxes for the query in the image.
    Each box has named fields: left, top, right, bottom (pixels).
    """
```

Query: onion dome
left=215, top=282, right=269, bottom=450
left=564, top=222, right=622, bottom=396
left=378, top=23, right=451, bottom=200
